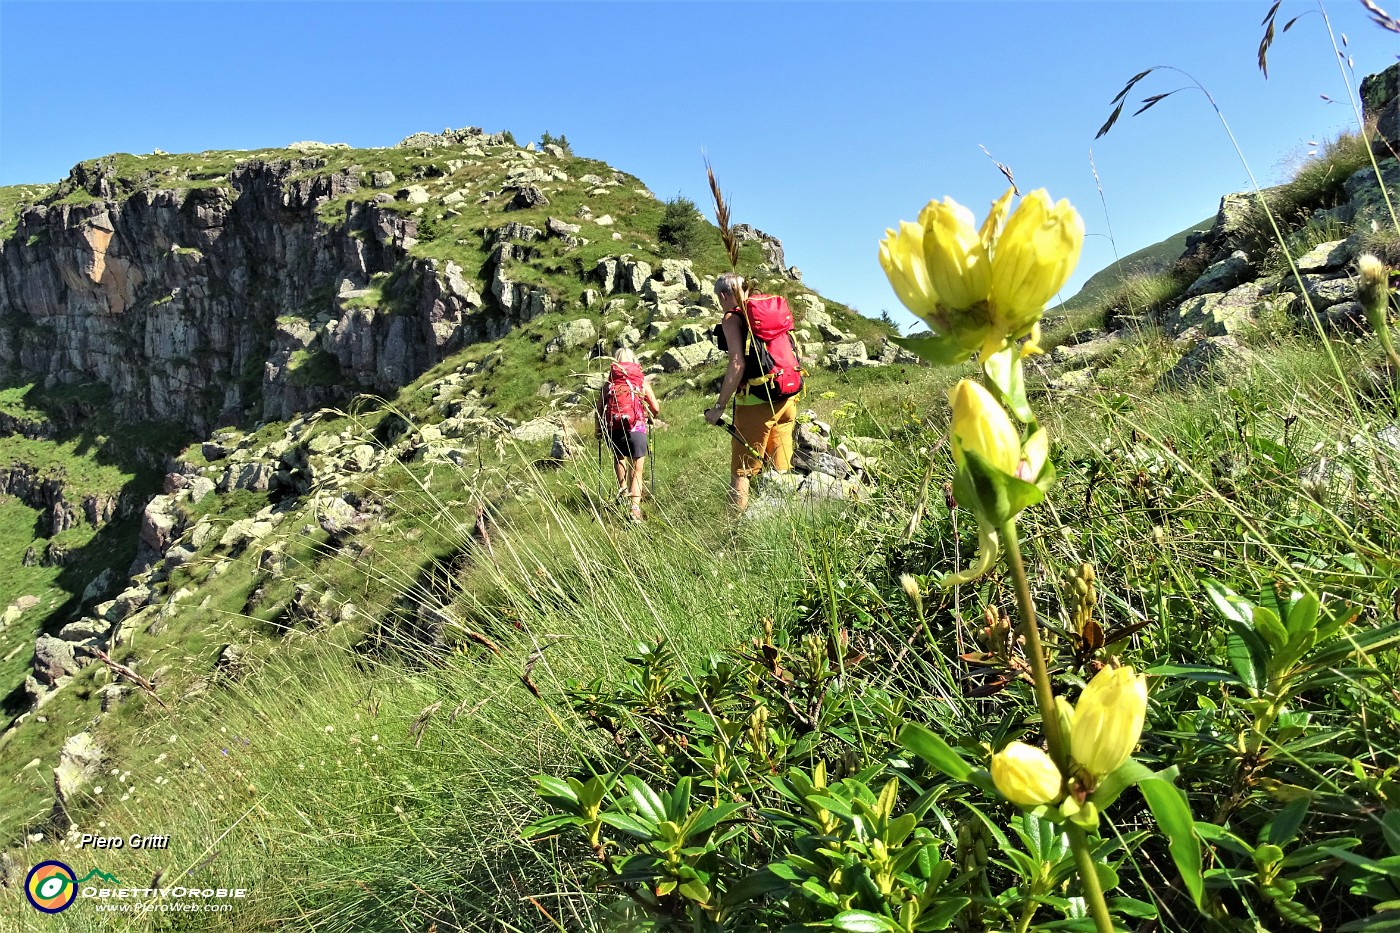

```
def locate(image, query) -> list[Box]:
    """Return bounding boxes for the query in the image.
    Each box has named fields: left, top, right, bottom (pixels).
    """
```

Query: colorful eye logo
left=26, top=860, right=78, bottom=913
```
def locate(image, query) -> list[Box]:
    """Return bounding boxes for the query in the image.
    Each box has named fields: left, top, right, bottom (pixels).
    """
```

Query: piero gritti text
left=77, top=833, right=170, bottom=850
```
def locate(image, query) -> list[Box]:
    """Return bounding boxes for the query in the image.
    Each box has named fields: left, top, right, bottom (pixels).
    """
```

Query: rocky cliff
left=0, top=129, right=839, bottom=437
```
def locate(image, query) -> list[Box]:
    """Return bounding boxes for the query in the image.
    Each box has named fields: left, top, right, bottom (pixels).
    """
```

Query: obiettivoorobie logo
left=24, top=862, right=123, bottom=913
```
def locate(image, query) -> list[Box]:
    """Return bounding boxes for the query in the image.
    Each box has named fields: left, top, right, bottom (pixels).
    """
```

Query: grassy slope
left=1057, top=213, right=1214, bottom=317
left=0, top=127, right=1396, bottom=931
left=3, top=323, right=1393, bottom=931
left=0, top=135, right=892, bottom=845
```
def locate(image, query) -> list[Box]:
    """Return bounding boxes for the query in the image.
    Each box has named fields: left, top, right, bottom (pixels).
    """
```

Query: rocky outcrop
left=731, top=224, right=800, bottom=280
left=0, top=464, right=136, bottom=537
left=0, top=157, right=504, bottom=431
left=395, top=126, right=510, bottom=149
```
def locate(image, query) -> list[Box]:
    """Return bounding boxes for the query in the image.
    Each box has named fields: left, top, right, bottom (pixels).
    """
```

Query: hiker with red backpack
left=704, top=272, right=804, bottom=511
left=596, top=346, right=661, bottom=522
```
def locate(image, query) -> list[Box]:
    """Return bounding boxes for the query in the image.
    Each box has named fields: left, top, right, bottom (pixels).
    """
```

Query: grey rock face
left=1167, top=280, right=1287, bottom=337
left=1183, top=251, right=1253, bottom=299
left=792, top=449, right=850, bottom=480
left=826, top=341, right=870, bottom=370
left=1158, top=335, right=1254, bottom=389
left=33, top=635, right=82, bottom=686
left=1294, top=239, right=1351, bottom=273
left=1362, top=63, right=1400, bottom=144
left=51, top=732, right=103, bottom=831
left=546, top=216, right=581, bottom=237
left=495, top=222, right=543, bottom=243
left=553, top=319, right=598, bottom=350
left=510, top=418, right=559, bottom=443
left=550, top=426, right=583, bottom=461
left=508, top=186, right=550, bottom=210
left=671, top=324, right=711, bottom=347
left=0, top=159, right=489, bottom=432
left=1288, top=274, right=1358, bottom=318
left=793, top=294, right=831, bottom=331
left=660, top=341, right=721, bottom=372
left=730, top=224, right=799, bottom=278
left=1341, top=157, right=1400, bottom=228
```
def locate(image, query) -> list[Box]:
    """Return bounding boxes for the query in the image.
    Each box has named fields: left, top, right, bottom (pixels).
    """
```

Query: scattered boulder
left=51, top=733, right=103, bottom=832
left=1166, top=280, right=1286, bottom=337
left=511, top=418, right=560, bottom=443
left=546, top=216, right=581, bottom=237
left=550, top=426, right=583, bottom=461
left=213, top=644, right=247, bottom=680
left=1158, top=335, right=1254, bottom=389
left=549, top=319, right=598, bottom=352
left=218, top=518, right=275, bottom=554
left=1295, top=239, right=1351, bottom=273
left=33, top=635, right=82, bottom=686
left=98, top=684, right=127, bottom=712
left=57, top=617, right=110, bottom=643
left=827, top=341, right=870, bottom=370
left=508, top=185, right=550, bottom=210
left=1182, top=250, right=1253, bottom=299
left=660, top=341, right=721, bottom=372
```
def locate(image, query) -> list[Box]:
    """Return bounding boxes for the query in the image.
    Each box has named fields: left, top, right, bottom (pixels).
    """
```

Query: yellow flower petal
left=979, top=188, right=1016, bottom=249
left=1019, top=429, right=1049, bottom=482
left=991, top=741, right=1064, bottom=807
left=920, top=197, right=989, bottom=310
left=989, top=190, right=1084, bottom=328
left=1070, top=665, right=1148, bottom=778
left=879, top=221, right=938, bottom=318
left=941, top=526, right=999, bottom=587
left=949, top=379, right=1021, bottom=476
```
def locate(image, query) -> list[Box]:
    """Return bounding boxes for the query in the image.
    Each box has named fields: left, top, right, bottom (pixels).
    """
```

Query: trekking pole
left=708, top=412, right=764, bottom=462
left=648, top=418, right=657, bottom=499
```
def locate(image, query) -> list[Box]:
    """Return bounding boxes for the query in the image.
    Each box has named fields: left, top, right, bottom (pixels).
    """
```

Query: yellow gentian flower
left=919, top=197, right=990, bottom=311
left=879, top=220, right=938, bottom=318
left=991, top=741, right=1064, bottom=807
left=879, top=188, right=1081, bottom=365
left=948, top=380, right=1048, bottom=483
left=1070, top=665, right=1148, bottom=779
left=988, top=190, right=1085, bottom=334
left=949, top=379, right=1020, bottom=475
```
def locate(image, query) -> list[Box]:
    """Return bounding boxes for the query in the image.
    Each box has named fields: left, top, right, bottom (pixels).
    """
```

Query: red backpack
left=603, top=361, right=648, bottom=431
left=739, top=293, right=803, bottom=402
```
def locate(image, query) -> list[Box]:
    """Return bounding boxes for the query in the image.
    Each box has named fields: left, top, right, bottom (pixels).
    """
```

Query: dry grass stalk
left=705, top=156, right=740, bottom=270
left=85, top=645, right=169, bottom=710
left=1363, top=0, right=1400, bottom=33
left=979, top=145, right=1019, bottom=195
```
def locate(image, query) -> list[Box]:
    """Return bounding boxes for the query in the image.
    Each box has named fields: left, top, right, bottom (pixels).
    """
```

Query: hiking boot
left=629, top=504, right=643, bottom=523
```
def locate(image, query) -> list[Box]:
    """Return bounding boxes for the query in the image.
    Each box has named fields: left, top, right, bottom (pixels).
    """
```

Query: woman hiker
left=596, top=346, right=661, bottom=522
left=704, top=272, right=802, bottom=511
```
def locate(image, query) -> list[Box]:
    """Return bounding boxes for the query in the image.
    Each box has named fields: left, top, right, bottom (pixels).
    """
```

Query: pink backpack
left=603, top=362, right=647, bottom=430
left=740, top=294, right=803, bottom=401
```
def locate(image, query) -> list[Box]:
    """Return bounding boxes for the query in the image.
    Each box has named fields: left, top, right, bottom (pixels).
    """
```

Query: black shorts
left=605, top=426, right=648, bottom=460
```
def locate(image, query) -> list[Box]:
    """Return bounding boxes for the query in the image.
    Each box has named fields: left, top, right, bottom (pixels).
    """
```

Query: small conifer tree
left=658, top=195, right=703, bottom=258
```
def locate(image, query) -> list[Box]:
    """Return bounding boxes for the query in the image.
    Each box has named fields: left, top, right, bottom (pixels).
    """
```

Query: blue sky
left=2, top=1, right=1396, bottom=330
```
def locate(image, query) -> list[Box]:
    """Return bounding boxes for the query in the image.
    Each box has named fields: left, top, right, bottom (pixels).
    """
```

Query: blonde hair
left=714, top=272, right=748, bottom=306
left=614, top=345, right=637, bottom=364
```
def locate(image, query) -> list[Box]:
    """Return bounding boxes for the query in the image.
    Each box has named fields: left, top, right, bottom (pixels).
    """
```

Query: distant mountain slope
left=1059, top=213, right=1215, bottom=315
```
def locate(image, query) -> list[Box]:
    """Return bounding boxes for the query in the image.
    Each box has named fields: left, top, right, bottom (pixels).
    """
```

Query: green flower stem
left=1013, top=889, right=1040, bottom=933
left=1378, top=322, right=1400, bottom=371
left=1067, top=822, right=1116, bottom=933
left=999, top=521, right=1066, bottom=763
left=1001, top=520, right=1114, bottom=933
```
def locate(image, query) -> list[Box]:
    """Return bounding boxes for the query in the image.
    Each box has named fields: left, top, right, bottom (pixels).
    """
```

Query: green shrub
left=539, top=131, right=573, bottom=155
left=658, top=195, right=704, bottom=258
left=1242, top=123, right=1377, bottom=249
